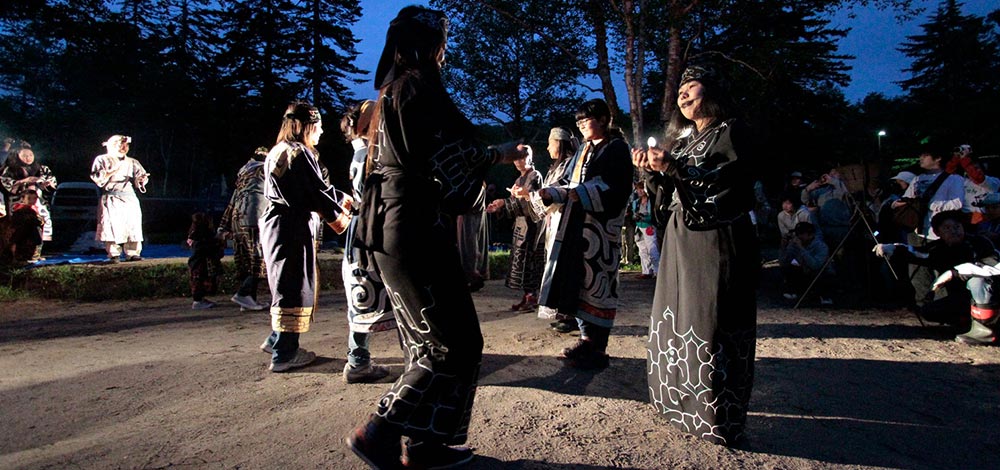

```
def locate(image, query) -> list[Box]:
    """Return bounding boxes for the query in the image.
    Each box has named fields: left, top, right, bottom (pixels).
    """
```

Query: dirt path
left=2, top=273, right=998, bottom=469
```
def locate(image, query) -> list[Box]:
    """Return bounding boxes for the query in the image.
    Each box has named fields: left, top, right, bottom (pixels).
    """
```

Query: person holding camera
left=890, top=143, right=965, bottom=308
left=632, top=63, right=759, bottom=446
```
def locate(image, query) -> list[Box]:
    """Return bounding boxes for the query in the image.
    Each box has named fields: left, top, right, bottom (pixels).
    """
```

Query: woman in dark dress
left=346, top=6, right=525, bottom=469
left=486, top=150, right=545, bottom=311
left=632, top=64, right=760, bottom=445
left=258, top=101, right=353, bottom=373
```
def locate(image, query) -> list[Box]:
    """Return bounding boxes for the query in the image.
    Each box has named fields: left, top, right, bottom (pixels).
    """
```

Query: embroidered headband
left=549, top=127, right=573, bottom=142
left=680, top=64, right=722, bottom=86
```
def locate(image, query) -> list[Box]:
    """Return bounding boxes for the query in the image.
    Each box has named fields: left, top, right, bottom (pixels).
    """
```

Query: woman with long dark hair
left=633, top=64, right=760, bottom=445
left=346, top=6, right=524, bottom=469
left=258, top=100, right=352, bottom=373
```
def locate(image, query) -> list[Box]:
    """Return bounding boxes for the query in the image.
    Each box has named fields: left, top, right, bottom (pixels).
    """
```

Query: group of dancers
left=254, top=6, right=759, bottom=469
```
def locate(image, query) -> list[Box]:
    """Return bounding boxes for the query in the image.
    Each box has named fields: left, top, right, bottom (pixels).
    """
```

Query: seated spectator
left=930, top=261, right=1000, bottom=345
left=777, top=196, right=813, bottom=247
left=802, top=167, right=850, bottom=248
left=873, top=210, right=998, bottom=326
left=779, top=222, right=834, bottom=305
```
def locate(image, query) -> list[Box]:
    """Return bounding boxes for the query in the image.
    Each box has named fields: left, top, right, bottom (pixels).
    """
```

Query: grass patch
left=5, top=251, right=512, bottom=302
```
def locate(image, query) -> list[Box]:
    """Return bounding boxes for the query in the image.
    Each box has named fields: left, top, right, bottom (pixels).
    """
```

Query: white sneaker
left=232, top=294, right=265, bottom=311
left=820, top=297, right=833, bottom=306
left=269, top=348, right=317, bottom=372
left=782, top=293, right=798, bottom=300
left=192, top=300, right=216, bottom=310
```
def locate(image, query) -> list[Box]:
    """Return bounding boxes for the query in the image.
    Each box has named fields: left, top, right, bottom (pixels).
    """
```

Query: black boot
left=346, top=418, right=403, bottom=470
left=402, top=440, right=474, bottom=469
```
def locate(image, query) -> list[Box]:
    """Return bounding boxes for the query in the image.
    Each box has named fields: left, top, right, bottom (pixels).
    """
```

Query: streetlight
left=877, top=130, right=887, bottom=153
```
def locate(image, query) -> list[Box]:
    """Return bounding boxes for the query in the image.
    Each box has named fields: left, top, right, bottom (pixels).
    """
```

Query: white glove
left=872, top=243, right=898, bottom=258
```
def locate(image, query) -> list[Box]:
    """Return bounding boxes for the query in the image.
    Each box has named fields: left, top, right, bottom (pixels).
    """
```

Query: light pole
left=877, top=130, right=887, bottom=154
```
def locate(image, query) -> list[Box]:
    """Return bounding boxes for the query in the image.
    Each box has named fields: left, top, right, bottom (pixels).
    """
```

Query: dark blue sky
left=350, top=1, right=997, bottom=106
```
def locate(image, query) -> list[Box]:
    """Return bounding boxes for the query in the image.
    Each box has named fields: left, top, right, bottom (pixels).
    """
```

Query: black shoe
left=559, top=339, right=609, bottom=369
left=468, top=278, right=485, bottom=293
left=550, top=321, right=575, bottom=334
left=346, top=420, right=402, bottom=470
left=402, top=441, right=474, bottom=469
left=125, top=255, right=143, bottom=262
left=107, top=257, right=120, bottom=264
left=560, top=339, right=593, bottom=359
left=564, top=349, right=610, bottom=370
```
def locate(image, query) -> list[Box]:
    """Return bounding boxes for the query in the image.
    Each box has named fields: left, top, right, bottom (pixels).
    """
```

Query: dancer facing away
left=90, top=135, right=148, bottom=263
left=218, top=147, right=269, bottom=311
left=532, top=99, right=634, bottom=370
left=486, top=147, right=545, bottom=312
left=633, top=63, right=760, bottom=446
left=258, top=101, right=353, bottom=373
left=339, top=100, right=396, bottom=384
left=346, top=6, right=526, bottom=469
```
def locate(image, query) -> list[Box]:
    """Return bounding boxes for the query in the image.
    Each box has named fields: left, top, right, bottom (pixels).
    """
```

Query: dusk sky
left=349, top=0, right=997, bottom=106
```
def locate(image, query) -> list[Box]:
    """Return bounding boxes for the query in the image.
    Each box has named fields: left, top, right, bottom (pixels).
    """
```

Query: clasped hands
left=631, top=146, right=675, bottom=173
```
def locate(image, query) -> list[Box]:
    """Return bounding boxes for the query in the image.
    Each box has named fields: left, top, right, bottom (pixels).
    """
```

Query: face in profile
left=308, top=121, right=324, bottom=147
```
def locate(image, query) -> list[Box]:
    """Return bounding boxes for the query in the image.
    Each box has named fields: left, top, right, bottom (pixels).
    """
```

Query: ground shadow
left=757, top=322, right=937, bottom=341
left=0, top=309, right=240, bottom=344
left=748, top=357, right=1000, bottom=469
left=479, top=353, right=647, bottom=403
left=471, top=456, right=645, bottom=470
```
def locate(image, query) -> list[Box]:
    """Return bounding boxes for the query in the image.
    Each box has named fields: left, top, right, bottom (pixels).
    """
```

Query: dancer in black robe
left=259, top=101, right=352, bottom=373
left=346, top=6, right=525, bottom=469
left=633, top=64, right=760, bottom=445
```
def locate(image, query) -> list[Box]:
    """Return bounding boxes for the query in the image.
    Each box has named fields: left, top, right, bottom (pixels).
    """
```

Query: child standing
left=188, top=212, right=224, bottom=309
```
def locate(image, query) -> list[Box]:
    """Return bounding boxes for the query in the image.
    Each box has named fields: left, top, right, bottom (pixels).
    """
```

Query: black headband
left=286, top=108, right=321, bottom=124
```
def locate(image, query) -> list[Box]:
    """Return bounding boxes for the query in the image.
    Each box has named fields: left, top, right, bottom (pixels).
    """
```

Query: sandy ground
left=2, top=264, right=999, bottom=470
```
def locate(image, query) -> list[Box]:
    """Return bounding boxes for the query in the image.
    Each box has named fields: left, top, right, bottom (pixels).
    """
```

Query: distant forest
left=1, top=0, right=998, bottom=197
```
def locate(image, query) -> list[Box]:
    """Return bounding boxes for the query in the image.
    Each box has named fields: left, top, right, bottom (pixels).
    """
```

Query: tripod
left=792, top=192, right=904, bottom=311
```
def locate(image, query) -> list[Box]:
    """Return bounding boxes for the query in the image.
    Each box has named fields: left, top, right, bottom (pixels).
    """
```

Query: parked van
left=50, top=182, right=100, bottom=224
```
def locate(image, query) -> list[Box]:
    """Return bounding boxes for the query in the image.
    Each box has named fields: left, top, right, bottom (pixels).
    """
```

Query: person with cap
left=257, top=100, right=354, bottom=373
left=345, top=6, right=526, bottom=469
left=632, top=63, right=760, bottom=446
left=890, top=170, right=916, bottom=192
left=486, top=144, right=545, bottom=312
left=510, top=126, right=580, bottom=333
left=338, top=100, right=396, bottom=384
left=90, top=135, right=148, bottom=263
left=946, top=145, right=1000, bottom=226
left=874, top=210, right=998, bottom=327
left=217, top=146, right=270, bottom=311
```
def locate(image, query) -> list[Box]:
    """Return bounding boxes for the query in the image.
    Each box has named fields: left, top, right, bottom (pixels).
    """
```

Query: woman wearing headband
left=258, top=100, right=353, bottom=373
left=632, top=64, right=760, bottom=445
left=486, top=146, right=545, bottom=312
left=346, top=6, right=525, bottom=469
